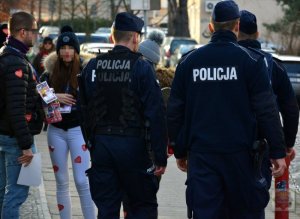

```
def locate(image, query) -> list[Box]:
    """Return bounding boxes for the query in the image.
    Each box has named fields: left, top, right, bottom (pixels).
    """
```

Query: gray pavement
left=20, top=131, right=300, bottom=219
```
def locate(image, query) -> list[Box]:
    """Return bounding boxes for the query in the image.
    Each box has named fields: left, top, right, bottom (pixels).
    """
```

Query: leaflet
left=36, top=81, right=57, bottom=104
left=17, top=153, right=42, bottom=187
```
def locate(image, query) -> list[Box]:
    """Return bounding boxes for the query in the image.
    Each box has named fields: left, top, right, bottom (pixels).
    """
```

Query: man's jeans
left=0, top=135, right=30, bottom=219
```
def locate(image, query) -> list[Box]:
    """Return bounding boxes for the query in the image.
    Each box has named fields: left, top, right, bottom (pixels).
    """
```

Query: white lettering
left=96, top=59, right=131, bottom=70
left=229, top=67, right=237, bottom=80
left=192, top=67, right=238, bottom=82
left=124, top=61, right=130, bottom=69
left=200, top=68, right=207, bottom=81
left=114, top=60, right=120, bottom=69
left=193, top=69, right=199, bottom=82
left=107, top=60, right=111, bottom=69
left=92, top=70, right=96, bottom=82
left=207, top=68, right=213, bottom=80
left=217, top=68, right=223, bottom=80
left=96, top=60, right=102, bottom=68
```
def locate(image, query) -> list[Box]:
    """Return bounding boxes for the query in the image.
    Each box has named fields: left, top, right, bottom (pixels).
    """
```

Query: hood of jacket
left=43, top=51, right=57, bottom=75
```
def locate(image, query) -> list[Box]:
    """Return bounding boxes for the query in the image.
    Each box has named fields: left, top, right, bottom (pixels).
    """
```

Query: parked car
left=161, top=37, right=198, bottom=67
left=53, top=33, right=110, bottom=46
left=80, top=42, right=114, bottom=62
left=95, top=27, right=111, bottom=34
left=75, top=33, right=109, bottom=44
left=170, top=44, right=203, bottom=67
left=39, top=26, right=59, bottom=38
left=272, top=54, right=300, bottom=102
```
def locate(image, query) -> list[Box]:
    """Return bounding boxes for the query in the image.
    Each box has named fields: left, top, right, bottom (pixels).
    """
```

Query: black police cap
left=114, top=12, right=144, bottom=33
left=239, top=10, right=258, bottom=35
left=212, top=0, right=240, bottom=22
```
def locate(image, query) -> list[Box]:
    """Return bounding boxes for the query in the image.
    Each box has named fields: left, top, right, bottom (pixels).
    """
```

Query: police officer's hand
left=18, top=149, right=34, bottom=167
left=56, top=93, right=76, bottom=105
left=286, top=148, right=296, bottom=161
left=154, top=166, right=166, bottom=176
left=270, top=158, right=286, bottom=178
left=176, top=158, right=187, bottom=172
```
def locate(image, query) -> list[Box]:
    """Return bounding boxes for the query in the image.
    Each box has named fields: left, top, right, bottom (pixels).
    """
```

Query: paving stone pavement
left=20, top=131, right=299, bottom=219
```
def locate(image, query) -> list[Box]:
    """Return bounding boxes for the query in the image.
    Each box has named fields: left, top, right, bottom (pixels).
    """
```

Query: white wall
left=188, top=0, right=283, bottom=45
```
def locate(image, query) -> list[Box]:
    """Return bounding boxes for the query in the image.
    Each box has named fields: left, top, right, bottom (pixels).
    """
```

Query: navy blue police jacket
left=239, top=39, right=299, bottom=148
left=80, top=45, right=168, bottom=166
left=167, top=30, right=286, bottom=159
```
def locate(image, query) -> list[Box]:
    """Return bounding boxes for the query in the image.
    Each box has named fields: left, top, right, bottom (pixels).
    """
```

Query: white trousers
left=47, top=125, right=95, bottom=219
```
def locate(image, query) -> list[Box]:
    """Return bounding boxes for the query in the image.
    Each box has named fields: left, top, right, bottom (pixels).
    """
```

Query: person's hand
left=56, top=93, right=76, bottom=105
left=286, top=148, right=296, bottom=161
left=18, top=149, right=33, bottom=167
left=176, top=158, right=188, bottom=172
left=270, top=158, right=286, bottom=178
left=154, top=166, right=166, bottom=176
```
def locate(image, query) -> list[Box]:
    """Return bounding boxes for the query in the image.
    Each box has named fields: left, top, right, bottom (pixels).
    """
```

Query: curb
left=39, top=176, right=52, bottom=219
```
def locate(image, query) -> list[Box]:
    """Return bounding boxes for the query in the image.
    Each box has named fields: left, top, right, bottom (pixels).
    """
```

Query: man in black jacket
left=238, top=10, right=299, bottom=155
left=0, top=11, right=42, bottom=218
left=238, top=10, right=299, bottom=219
left=167, top=1, right=286, bottom=218
left=81, top=12, right=167, bottom=219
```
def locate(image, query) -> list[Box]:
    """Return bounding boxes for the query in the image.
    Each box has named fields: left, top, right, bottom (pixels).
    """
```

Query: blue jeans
left=0, top=135, right=33, bottom=219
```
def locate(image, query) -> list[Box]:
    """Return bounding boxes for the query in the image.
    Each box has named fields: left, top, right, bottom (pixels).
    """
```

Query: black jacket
left=168, top=31, right=286, bottom=159
left=239, top=39, right=299, bottom=148
left=0, top=37, right=43, bottom=150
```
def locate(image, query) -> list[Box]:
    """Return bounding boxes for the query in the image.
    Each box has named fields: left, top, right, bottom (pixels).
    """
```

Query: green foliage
left=40, top=18, right=112, bottom=33
left=264, top=0, right=300, bottom=54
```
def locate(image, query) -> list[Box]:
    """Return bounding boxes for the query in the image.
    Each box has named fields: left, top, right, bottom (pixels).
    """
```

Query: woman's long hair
left=50, top=52, right=81, bottom=96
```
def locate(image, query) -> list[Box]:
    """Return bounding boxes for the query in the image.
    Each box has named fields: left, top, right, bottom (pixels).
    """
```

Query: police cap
left=114, top=12, right=144, bottom=33
left=212, top=1, right=240, bottom=22
left=239, top=10, right=258, bottom=34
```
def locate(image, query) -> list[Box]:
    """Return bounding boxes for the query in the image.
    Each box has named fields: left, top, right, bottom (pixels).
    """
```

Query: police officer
left=167, top=1, right=287, bottom=219
left=79, top=12, right=167, bottom=219
left=238, top=10, right=299, bottom=156
left=238, top=10, right=299, bottom=219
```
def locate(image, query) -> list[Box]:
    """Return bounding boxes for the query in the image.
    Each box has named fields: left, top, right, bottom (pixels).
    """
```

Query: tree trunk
left=168, top=0, right=190, bottom=37
left=38, top=0, right=42, bottom=25
left=71, top=0, right=75, bottom=26
left=110, top=0, right=116, bottom=20
left=168, top=0, right=177, bottom=36
left=30, top=0, right=35, bottom=15
left=83, top=0, right=90, bottom=34
left=58, top=0, right=62, bottom=26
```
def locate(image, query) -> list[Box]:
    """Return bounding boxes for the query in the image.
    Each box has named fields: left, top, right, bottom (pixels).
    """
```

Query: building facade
left=188, top=0, right=283, bottom=45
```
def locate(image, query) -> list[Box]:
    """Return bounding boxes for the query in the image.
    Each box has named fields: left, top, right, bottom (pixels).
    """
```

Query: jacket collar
left=238, top=39, right=261, bottom=49
left=210, top=30, right=238, bottom=43
left=6, top=36, right=29, bottom=55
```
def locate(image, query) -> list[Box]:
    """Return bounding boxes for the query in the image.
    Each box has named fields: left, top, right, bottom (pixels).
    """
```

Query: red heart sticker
left=25, top=114, right=32, bottom=122
left=58, top=204, right=64, bottom=211
left=74, top=156, right=81, bottom=163
left=82, top=144, right=87, bottom=151
left=15, top=69, right=23, bottom=78
left=53, top=165, right=59, bottom=173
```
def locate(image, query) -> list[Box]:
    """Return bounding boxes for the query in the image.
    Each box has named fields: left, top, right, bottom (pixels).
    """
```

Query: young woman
left=32, top=36, right=55, bottom=78
left=40, top=30, right=95, bottom=219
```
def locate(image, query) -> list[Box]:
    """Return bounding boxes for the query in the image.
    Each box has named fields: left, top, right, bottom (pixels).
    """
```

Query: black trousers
left=186, top=149, right=268, bottom=219
left=86, top=135, right=159, bottom=219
